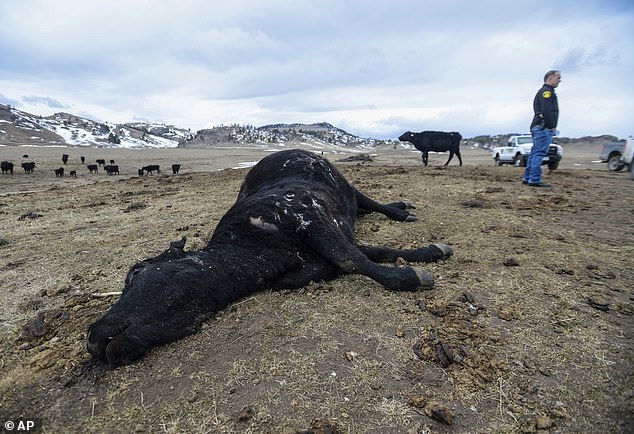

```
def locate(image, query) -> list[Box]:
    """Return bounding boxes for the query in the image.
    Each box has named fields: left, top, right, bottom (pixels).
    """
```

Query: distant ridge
left=185, top=122, right=390, bottom=149
left=0, top=104, right=390, bottom=150
left=0, top=103, right=620, bottom=150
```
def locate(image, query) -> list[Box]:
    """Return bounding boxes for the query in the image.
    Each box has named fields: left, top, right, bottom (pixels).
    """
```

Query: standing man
left=522, top=70, right=561, bottom=188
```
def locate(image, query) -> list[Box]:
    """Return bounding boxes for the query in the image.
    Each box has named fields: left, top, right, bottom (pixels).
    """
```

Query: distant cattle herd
left=2, top=130, right=464, bottom=179
left=0, top=154, right=183, bottom=178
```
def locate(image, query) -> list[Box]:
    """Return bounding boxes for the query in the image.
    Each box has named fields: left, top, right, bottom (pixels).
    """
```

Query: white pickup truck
left=492, top=134, right=563, bottom=170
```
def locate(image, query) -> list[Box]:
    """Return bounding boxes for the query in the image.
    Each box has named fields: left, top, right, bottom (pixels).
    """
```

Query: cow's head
left=398, top=131, right=416, bottom=142
left=86, top=237, right=199, bottom=366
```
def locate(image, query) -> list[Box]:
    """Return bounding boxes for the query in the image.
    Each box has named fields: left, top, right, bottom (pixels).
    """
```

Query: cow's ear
left=169, top=237, right=186, bottom=252
left=163, top=237, right=187, bottom=260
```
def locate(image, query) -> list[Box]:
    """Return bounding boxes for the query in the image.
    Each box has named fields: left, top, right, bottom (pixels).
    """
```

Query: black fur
left=398, top=131, right=463, bottom=166
left=87, top=149, right=452, bottom=367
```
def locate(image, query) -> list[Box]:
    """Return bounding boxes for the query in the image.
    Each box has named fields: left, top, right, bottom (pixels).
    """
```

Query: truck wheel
left=547, top=161, right=559, bottom=170
left=607, top=154, right=624, bottom=171
left=513, top=154, right=522, bottom=167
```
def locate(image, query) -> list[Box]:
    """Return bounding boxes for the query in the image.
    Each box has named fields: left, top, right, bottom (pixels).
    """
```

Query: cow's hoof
left=405, top=214, right=417, bottom=222
left=432, top=243, right=453, bottom=259
left=413, top=268, right=435, bottom=290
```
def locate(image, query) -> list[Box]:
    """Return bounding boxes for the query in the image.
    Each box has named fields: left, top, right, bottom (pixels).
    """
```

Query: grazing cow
left=69, top=170, right=77, bottom=178
left=96, top=159, right=106, bottom=166
left=87, top=149, right=453, bottom=367
left=1, top=161, right=13, bottom=174
left=21, top=162, right=36, bottom=174
left=141, top=164, right=160, bottom=175
left=62, top=154, right=69, bottom=165
left=87, top=164, right=98, bottom=174
left=81, top=156, right=86, bottom=164
left=172, top=164, right=181, bottom=174
left=54, top=167, right=64, bottom=177
left=137, top=168, right=144, bottom=176
left=104, top=165, right=119, bottom=175
left=398, top=131, right=463, bottom=166
left=110, top=159, right=115, bottom=165
left=22, top=154, right=29, bottom=158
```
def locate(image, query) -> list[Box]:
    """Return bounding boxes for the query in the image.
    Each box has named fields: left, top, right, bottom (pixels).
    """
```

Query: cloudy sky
left=1, top=0, right=632, bottom=139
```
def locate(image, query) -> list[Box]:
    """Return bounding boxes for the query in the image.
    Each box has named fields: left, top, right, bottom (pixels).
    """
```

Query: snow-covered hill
left=187, top=122, right=393, bottom=150
left=0, top=104, right=396, bottom=150
left=0, top=104, right=191, bottom=148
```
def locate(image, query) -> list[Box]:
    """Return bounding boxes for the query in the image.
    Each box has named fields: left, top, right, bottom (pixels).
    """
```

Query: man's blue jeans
left=523, top=126, right=554, bottom=184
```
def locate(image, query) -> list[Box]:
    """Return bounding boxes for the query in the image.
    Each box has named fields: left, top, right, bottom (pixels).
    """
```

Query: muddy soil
left=0, top=144, right=632, bottom=433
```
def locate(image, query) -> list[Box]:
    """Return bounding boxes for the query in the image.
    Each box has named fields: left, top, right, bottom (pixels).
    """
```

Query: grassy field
left=0, top=142, right=632, bottom=433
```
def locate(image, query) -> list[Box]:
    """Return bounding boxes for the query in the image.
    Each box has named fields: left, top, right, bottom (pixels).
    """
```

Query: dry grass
left=0, top=144, right=632, bottom=433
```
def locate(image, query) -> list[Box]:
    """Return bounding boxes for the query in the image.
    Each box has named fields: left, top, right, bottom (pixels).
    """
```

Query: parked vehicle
left=491, top=134, right=563, bottom=169
left=621, top=138, right=634, bottom=180
left=598, top=140, right=626, bottom=171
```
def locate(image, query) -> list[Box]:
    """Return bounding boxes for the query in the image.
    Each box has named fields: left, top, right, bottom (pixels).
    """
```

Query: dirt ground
left=0, top=143, right=632, bottom=433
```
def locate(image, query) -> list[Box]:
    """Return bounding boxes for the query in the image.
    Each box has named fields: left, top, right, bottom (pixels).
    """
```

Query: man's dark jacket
left=531, top=84, right=559, bottom=129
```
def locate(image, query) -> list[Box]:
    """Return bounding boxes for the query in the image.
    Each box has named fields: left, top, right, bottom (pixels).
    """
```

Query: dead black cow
left=399, top=131, right=463, bottom=166
left=87, top=149, right=453, bottom=367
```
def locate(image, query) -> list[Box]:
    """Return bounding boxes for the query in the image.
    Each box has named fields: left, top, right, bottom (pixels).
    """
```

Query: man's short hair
left=544, top=70, right=560, bottom=82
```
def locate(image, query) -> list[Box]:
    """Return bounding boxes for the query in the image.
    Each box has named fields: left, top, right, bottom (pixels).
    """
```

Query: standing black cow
left=141, top=165, right=160, bottom=175
left=399, top=131, right=463, bottom=166
left=87, top=149, right=453, bottom=367
left=62, top=154, right=69, bottom=165
left=54, top=167, right=64, bottom=177
left=1, top=161, right=13, bottom=174
left=96, top=159, right=106, bottom=167
left=87, top=164, right=98, bottom=174
left=81, top=156, right=86, bottom=164
left=172, top=164, right=181, bottom=174
left=104, top=165, right=119, bottom=175
left=21, top=162, right=36, bottom=174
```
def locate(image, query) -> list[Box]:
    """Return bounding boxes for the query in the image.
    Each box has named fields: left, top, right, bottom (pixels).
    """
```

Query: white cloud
left=1, top=0, right=632, bottom=139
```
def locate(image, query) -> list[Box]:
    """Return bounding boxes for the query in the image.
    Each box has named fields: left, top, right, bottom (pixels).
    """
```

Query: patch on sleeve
left=542, top=90, right=552, bottom=99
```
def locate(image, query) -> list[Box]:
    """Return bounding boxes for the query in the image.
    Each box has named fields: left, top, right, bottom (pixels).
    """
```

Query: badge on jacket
left=543, top=90, right=552, bottom=98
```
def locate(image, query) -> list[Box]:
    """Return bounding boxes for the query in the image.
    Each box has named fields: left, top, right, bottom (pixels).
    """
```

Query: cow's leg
left=456, top=151, right=463, bottom=166
left=421, top=152, right=428, bottom=166
left=359, top=243, right=452, bottom=263
left=276, top=259, right=339, bottom=289
left=356, top=200, right=414, bottom=217
left=355, top=190, right=416, bottom=222
left=444, top=151, right=454, bottom=166
left=306, top=224, right=435, bottom=291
